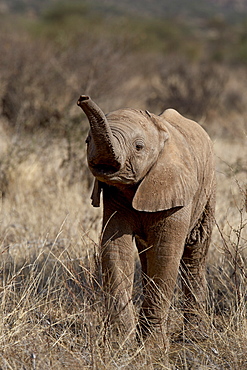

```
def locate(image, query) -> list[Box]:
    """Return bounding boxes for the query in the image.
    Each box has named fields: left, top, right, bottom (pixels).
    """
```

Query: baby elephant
left=77, top=95, right=215, bottom=347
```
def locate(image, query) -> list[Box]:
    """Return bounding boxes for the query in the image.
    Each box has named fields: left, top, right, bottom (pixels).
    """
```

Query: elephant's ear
left=90, top=179, right=102, bottom=207
left=132, top=123, right=198, bottom=212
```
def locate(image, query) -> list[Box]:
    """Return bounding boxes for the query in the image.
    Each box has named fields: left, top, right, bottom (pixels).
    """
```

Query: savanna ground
left=0, top=5, right=247, bottom=369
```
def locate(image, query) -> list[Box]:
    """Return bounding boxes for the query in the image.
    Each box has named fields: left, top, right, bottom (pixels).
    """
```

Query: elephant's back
left=160, top=108, right=211, bottom=145
left=160, top=108, right=214, bottom=169
left=160, top=108, right=215, bottom=220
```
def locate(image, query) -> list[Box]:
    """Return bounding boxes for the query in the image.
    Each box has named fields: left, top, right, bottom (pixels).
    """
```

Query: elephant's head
left=77, top=95, right=198, bottom=212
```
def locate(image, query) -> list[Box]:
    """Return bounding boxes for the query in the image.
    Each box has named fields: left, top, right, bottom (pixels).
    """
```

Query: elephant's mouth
left=91, top=163, right=120, bottom=176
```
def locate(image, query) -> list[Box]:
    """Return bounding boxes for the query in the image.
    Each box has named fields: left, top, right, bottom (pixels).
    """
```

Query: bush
left=147, top=58, right=228, bottom=120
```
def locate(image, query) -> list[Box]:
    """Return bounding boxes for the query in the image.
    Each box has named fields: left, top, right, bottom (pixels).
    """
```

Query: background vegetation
left=0, top=0, right=246, bottom=368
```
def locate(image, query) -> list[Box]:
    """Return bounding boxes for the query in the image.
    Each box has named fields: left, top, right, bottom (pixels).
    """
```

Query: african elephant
left=77, top=95, right=215, bottom=347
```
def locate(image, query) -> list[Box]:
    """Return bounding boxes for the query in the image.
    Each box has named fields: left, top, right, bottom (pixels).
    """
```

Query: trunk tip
left=77, top=95, right=90, bottom=107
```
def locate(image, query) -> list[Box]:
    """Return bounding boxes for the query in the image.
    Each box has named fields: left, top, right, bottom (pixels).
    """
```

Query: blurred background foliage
left=1, top=0, right=247, bottom=126
left=0, top=0, right=246, bottom=191
left=3, top=0, right=247, bottom=63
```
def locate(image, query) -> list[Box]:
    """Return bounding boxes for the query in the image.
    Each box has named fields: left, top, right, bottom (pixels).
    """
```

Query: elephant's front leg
left=139, top=207, right=191, bottom=342
left=101, top=211, right=136, bottom=336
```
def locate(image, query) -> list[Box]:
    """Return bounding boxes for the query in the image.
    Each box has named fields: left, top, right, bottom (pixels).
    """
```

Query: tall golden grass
left=0, top=18, right=246, bottom=369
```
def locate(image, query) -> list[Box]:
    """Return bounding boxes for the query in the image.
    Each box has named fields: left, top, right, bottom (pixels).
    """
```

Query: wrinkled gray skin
left=77, top=95, right=216, bottom=347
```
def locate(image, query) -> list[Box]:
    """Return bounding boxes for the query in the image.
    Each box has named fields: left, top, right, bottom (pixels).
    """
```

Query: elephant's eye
left=134, top=140, right=144, bottom=151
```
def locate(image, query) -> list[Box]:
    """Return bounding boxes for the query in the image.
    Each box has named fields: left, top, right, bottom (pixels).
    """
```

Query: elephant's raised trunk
left=77, top=95, right=121, bottom=172
left=77, top=95, right=107, bottom=129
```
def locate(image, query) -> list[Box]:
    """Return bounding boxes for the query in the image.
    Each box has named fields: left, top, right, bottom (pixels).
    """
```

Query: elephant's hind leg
left=181, top=194, right=215, bottom=336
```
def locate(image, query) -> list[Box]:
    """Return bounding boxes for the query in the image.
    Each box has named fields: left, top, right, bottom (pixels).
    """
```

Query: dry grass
left=0, top=20, right=247, bottom=370
left=0, top=117, right=246, bottom=370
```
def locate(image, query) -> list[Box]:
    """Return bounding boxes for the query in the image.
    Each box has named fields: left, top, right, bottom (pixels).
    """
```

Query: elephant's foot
left=141, top=332, right=170, bottom=369
left=136, top=318, right=170, bottom=367
left=102, top=319, right=137, bottom=352
left=107, top=317, right=137, bottom=346
left=104, top=291, right=137, bottom=339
